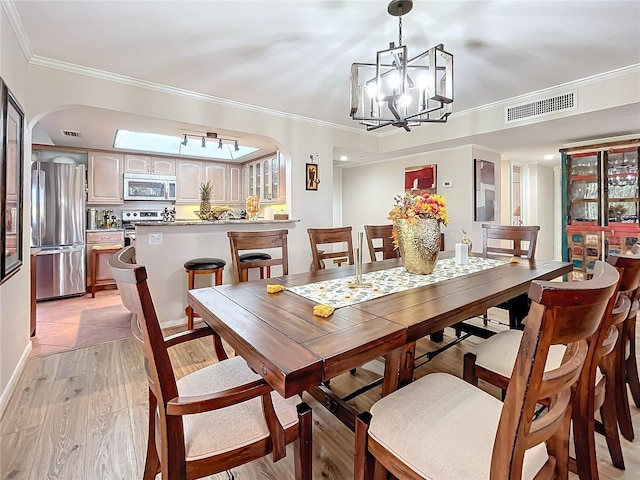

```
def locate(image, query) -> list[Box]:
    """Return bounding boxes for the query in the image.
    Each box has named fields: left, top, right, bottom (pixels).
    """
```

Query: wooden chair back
left=108, top=246, right=185, bottom=455
left=482, top=224, right=540, bottom=259
left=607, top=253, right=640, bottom=303
left=364, top=225, right=399, bottom=262
left=491, top=260, right=619, bottom=478
left=604, top=253, right=640, bottom=444
left=308, top=226, right=354, bottom=271
left=228, top=229, right=289, bottom=283
left=110, top=245, right=312, bottom=480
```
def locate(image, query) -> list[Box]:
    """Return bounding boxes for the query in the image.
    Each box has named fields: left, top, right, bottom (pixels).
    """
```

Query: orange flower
left=388, top=193, right=449, bottom=225
left=388, top=193, right=449, bottom=249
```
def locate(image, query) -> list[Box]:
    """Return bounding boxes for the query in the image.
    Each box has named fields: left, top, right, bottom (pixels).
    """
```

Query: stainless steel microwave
left=123, top=173, right=177, bottom=201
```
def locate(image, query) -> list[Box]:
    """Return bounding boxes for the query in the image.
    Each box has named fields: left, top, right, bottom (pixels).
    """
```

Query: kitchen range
left=121, top=209, right=164, bottom=244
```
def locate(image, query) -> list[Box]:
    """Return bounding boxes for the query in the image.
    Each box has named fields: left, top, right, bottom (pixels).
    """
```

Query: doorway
left=511, top=164, right=523, bottom=226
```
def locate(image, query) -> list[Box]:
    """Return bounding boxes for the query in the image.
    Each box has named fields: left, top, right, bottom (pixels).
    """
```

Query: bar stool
left=91, top=244, right=123, bottom=298
left=239, top=252, right=272, bottom=280
left=184, top=257, right=226, bottom=329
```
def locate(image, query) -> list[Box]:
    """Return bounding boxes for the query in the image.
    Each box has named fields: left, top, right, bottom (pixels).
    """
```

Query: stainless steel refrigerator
left=31, top=160, right=86, bottom=300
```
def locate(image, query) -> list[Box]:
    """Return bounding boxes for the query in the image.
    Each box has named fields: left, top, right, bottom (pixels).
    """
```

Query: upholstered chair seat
left=470, top=329, right=567, bottom=379
left=175, top=355, right=301, bottom=460
left=368, top=373, right=549, bottom=480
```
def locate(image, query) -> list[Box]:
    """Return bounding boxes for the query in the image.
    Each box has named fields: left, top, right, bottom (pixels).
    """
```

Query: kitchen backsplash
left=88, top=202, right=289, bottom=228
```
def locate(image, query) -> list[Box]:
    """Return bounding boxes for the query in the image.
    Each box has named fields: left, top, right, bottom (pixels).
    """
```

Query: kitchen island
left=134, top=219, right=299, bottom=325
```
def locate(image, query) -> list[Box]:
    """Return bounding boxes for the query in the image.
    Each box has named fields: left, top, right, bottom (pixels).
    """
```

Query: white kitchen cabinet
left=87, top=151, right=124, bottom=204
left=228, top=165, right=243, bottom=203
left=150, top=157, right=176, bottom=175
left=175, top=159, right=202, bottom=203
left=177, top=160, right=237, bottom=204
left=202, top=163, right=227, bottom=203
left=245, top=152, right=283, bottom=203
left=124, top=154, right=176, bottom=175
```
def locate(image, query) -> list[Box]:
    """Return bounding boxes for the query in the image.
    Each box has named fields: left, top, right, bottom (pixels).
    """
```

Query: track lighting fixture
left=178, top=132, right=246, bottom=157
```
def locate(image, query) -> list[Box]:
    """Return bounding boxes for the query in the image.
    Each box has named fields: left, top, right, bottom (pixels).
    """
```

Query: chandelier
left=349, top=0, right=453, bottom=132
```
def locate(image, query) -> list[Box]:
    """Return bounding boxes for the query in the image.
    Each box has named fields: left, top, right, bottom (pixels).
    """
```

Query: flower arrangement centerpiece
left=388, top=192, right=449, bottom=274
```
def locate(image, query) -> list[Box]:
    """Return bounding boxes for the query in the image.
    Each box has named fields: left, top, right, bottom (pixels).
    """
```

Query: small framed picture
left=306, top=163, right=319, bottom=191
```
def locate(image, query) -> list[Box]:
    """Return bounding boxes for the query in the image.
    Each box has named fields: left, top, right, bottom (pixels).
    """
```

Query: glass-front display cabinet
left=562, top=140, right=640, bottom=280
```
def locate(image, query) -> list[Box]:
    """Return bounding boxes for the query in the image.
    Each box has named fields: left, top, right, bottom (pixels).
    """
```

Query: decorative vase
left=461, top=229, right=472, bottom=254
left=395, top=218, right=441, bottom=275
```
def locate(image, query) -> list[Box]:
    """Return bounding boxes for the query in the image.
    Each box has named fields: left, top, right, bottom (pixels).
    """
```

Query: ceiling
left=9, top=0, right=640, bottom=165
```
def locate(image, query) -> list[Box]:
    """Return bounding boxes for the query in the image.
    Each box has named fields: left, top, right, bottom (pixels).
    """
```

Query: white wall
left=341, top=146, right=563, bottom=262
left=527, top=163, right=557, bottom=260
left=341, top=145, right=503, bottom=253
left=0, top=5, right=32, bottom=411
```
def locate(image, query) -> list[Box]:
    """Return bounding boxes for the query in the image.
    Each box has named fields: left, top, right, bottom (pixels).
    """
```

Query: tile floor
left=31, top=288, right=132, bottom=357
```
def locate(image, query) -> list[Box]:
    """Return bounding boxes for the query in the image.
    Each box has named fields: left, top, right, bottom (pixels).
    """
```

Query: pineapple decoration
left=199, top=180, right=213, bottom=212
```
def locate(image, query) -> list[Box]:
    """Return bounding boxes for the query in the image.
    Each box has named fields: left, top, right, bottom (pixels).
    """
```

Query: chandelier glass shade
left=349, top=0, right=453, bottom=131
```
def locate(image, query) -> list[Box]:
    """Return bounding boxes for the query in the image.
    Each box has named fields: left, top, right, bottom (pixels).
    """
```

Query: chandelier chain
left=398, top=15, right=403, bottom=46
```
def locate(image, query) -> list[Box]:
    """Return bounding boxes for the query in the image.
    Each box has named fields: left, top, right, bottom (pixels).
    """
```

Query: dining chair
left=453, top=224, right=541, bottom=340
left=364, top=225, right=399, bottom=262
left=307, top=226, right=354, bottom=271
left=354, top=260, right=619, bottom=480
left=108, top=246, right=312, bottom=480
left=607, top=249, right=640, bottom=442
left=228, top=229, right=289, bottom=283
left=463, top=255, right=640, bottom=478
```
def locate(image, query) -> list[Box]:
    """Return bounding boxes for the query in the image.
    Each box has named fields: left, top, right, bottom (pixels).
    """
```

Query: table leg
left=382, top=342, right=416, bottom=397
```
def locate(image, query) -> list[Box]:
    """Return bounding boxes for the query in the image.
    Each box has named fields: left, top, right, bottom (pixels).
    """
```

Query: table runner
left=288, top=257, right=507, bottom=308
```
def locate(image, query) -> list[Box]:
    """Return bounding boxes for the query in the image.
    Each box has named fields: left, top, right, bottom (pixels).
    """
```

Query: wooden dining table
left=188, top=253, right=572, bottom=430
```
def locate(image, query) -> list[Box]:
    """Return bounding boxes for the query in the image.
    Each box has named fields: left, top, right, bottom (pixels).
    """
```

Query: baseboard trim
left=0, top=341, right=32, bottom=417
left=159, top=317, right=189, bottom=329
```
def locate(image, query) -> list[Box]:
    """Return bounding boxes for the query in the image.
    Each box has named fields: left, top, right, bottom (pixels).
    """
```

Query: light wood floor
left=2, top=314, right=639, bottom=479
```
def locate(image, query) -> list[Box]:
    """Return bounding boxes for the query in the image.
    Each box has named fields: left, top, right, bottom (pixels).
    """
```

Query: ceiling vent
left=505, top=91, right=576, bottom=124
left=60, top=129, right=81, bottom=137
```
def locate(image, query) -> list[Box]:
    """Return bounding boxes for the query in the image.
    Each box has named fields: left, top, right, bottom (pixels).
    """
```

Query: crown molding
left=454, top=63, right=640, bottom=118
left=6, top=0, right=637, bottom=138
left=28, top=54, right=364, bottom=134
left=2, top=0, right=33, bottom=60
left=375, top=63, right=640, bottom=139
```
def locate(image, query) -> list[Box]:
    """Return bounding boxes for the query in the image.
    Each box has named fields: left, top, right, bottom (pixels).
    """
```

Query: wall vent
left=60, top=129, right=81, bottom=137
left=505, top=91, right=576, bottom=123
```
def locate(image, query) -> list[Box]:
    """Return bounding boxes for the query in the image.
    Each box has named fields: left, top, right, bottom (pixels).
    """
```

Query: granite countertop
left=86, top=228, right=125, bottom=232
left=134, top=219, right=299, bottom=226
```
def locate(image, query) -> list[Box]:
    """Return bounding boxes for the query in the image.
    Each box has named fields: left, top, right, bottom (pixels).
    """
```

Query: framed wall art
left=474, top=159, right=495, bottom=222
left=306, top=163, right=319, bottom=191
left=1, top=78, right=25, bottom=283
left=405, top=164, right=436, bottom=195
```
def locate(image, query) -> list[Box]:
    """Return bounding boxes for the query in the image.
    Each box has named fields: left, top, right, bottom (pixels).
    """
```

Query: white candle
left=455, top=243, right=469, bottom=265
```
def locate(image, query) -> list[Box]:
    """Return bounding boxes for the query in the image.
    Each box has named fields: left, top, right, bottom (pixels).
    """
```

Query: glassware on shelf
left=246, top=195, right=260, bottom=220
